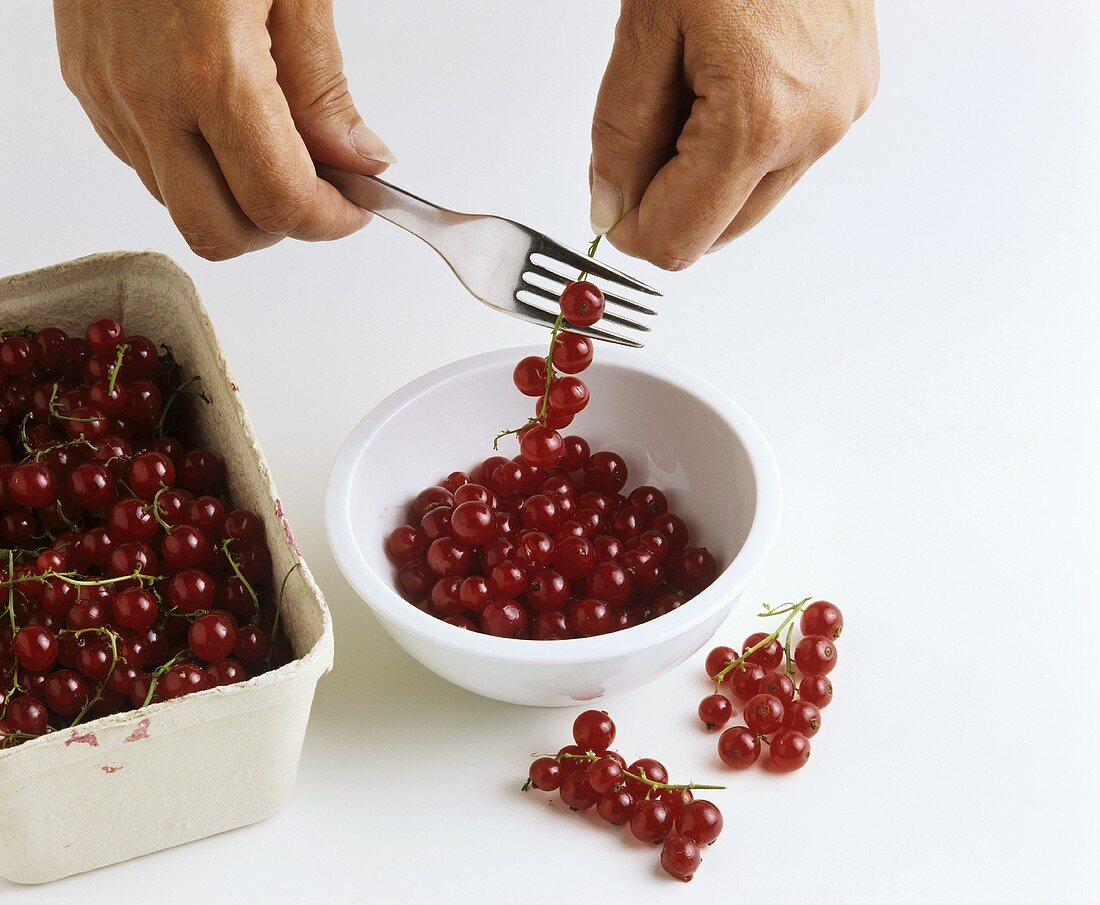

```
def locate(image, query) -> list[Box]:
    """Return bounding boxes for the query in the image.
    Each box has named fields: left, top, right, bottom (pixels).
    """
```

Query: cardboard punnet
left=0, top=252, right=334, bottom=884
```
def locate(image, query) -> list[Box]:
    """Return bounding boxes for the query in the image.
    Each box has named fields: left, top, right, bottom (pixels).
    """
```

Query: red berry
left=784, top=700, right=822, bottom=737
left=674, top=547, right=718, bottom=593
left=661, top=834, right=702, bottom=882
left=159, top=662, right=209, bottom=700
left=13, top=626, right=57, bottom=672
left=188, top=611, right=238, bottom=661
left=528, top=757, right=562, bottom=791
left=480, top=599, right=529, bottom=638
left=630, top=799, right=673, bottom=844
left=558, top=770, right=598, bottom=810
left=9, top=462, right=57, bottom=508
left=449, top=501, right=497, bottom=547
left=519, top=426, right=564, bottom=468
left=573, top=709, right=615, bottom=751
left=587, top=756, right=624, bottom=794
left=798, top=674, right=834, bottom=708
left=386, top=525, right=426, bottom=564
left=128, top=451, right=175, bottom=500
left=800, top=600, right=844, bottom=640
left=794, top=634, right=837, bottom=675
left=717, top=725, right=760, bottom=769
left=547, top=376, right=589, bottom=416
left=743, top=631, right=785, bottom=670
left=758, top=671, right=795, bottom=705
left=113, top=587, right=159, bottom=631
left=676, top=799, right=723, bottom=845
left=85, top=316, right=126, bottom=355
left=551, top=332, right=593, bottom=374
left=513, top=356, right=548, bottom=396
left=559, top=281, right=606, bottom=327
left=596, top=788, right=637, bottom=824
left=582, top=451, right=627, bottom=493
left=66, top=462, right=115, bottom=509
left=705, top=645, right=737, bottom=678
left=698, top=694, right=733, bottom=731
left=770, top=729, right=811, bottom=771
left=744, top=693, right=785, bottom=734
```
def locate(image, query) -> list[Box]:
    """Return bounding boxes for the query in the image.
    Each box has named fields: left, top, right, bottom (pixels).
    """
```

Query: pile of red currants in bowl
left=0, top=317, right=290, bottom=749
left=385, top=262, right=720, bottom=639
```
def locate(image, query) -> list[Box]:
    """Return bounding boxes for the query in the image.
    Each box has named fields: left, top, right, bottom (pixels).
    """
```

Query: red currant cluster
left=386, top=458, right=718, bottom=637
left=526, top=710, right=724, bottom=882
left=698, top=599, right=843, bottom=772
left=385, top=244, right=718, bottom=637
left=0, top=317, right=290, bottom=749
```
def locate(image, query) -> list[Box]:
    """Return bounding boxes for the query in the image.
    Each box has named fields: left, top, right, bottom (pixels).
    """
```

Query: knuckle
left=591, top=113, right=650, bottom=155
left=181, top=224, right=252, bottom=262
left=295, top=71, right=354, bottom=129
left=246, top=183, right=315, bottom=236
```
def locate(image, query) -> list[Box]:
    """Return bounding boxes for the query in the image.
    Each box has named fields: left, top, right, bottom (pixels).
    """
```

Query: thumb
left=268, top=0, right=395, bottom=175
left=589, top=8, right=684, bottom=236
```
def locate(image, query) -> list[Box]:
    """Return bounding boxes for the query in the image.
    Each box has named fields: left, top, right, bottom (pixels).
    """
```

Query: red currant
left=794, top=635, right=837, bottom=675
left=800, top=600, right=844, bottom=640
left=770, top=729, right=811, bottom=771
left=698, top=693, right=733, bottom=731
left=559, top=281, right=606, bottom=327
left=717, top=725, right=760, bottom=769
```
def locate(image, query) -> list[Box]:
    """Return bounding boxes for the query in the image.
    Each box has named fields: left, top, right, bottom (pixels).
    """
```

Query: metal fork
left=319, top=168, right=659, bottom=347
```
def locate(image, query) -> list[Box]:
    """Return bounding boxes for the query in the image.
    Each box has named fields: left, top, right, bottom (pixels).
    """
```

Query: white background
left=2, top=2, right=1098, bottom=902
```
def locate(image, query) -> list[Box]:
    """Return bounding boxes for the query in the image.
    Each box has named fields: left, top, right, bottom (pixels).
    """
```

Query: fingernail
left=589, top=171, right=623, bottom=236
left=350, top=123, right=397, bottom=164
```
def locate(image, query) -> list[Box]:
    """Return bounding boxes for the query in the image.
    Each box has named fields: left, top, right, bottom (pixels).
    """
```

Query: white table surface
left=2, top=2, right=1098, bottom=902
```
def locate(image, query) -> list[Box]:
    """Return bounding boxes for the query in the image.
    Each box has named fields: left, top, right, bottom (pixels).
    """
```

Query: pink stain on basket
left=124, top=718, right=150, bottom=743
left=65, top=730, right=98, bottom=747
left=230, top=381, right=239, bottom=392
left=101, top=764, right=123, bottom=774
left=275, top=498, right=301, bottom=555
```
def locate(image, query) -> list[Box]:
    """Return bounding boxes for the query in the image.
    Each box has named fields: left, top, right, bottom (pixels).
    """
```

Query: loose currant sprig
left=221, top=538, right=260, bottom=620
left=709, top=597, right=812, bottom=689
left=493, top=235, right=602, bottom=449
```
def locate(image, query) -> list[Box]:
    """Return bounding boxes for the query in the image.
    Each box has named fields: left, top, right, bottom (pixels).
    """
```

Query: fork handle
left=317, top=167, right=466, bottom=247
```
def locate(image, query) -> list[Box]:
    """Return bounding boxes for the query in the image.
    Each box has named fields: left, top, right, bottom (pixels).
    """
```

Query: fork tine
left=518, top=284, right=650, bottom=333
left=535, top=242, right=662, bottom=296
left=513, top=291, right=644, bottom=348
left=525, top=265, right=658, bottom=317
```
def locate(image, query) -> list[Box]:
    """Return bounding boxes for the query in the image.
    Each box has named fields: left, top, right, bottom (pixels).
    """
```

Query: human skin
left=54, top=0, right=877, bottom=269
left=589, top=0, right=879, bottom=269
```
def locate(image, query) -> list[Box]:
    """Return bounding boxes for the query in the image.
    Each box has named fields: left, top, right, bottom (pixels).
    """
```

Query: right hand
left=53, top=0, right=394, bottom=261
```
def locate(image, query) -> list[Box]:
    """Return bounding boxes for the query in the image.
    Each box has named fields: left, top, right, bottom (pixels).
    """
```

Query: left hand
left=589, top=0, right=880, bottom=270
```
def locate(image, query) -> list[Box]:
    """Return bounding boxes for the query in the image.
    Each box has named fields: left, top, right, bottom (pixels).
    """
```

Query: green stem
left=549, top=751, right=725, bottom=792
left=222, top=539, right=260, bottom=619
left=142, top=650, right=190, bottom=708
left=106, top=343, right=129, bottom=396
left=711, top=597, right=812, bottom=690
left=62, top=627, right=120, bottom=727
left=267, top=562, right=300, bottom=665
left=149, top=486, right=173, bottom=532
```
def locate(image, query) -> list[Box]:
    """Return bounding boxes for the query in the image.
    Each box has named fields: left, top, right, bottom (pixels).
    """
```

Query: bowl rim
left=325, top=346, right=782, bottom=664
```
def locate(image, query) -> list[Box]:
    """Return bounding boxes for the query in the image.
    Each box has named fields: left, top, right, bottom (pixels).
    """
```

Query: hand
left=589, top=0, right=879, bottom=270
left=53, top=0, right=394, bottom=261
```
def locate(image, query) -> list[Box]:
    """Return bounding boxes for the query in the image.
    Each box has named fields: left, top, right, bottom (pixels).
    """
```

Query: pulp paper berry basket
left=0, top=252, right=334, bottom=884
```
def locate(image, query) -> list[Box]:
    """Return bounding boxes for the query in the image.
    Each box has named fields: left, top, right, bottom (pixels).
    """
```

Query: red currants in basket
left=525, top=709, right=725, bottom=882
left=700, top=598, right=844, bottom=772
left=0, top=317, right=292, bottom=749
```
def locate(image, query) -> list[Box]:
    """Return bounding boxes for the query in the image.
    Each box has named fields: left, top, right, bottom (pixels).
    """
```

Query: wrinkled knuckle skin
left=295, top=71, right=353, bottom=129
left=591, top=113, right=650, bottom=156
left=646, top=245, right=698, bottom=272
left=246, top=185, right=314, bottom=236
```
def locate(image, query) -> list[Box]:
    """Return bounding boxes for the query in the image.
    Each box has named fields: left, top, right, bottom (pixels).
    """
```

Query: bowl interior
left=345, top=348, right=759, bottom=632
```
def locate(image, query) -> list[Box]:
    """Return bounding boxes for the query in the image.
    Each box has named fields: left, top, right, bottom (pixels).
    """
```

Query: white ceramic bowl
left=326, top=346, right=781, bottom=706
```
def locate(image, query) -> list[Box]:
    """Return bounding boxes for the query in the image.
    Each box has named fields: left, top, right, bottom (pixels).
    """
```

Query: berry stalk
left=711, top=597, right=812, bottom=690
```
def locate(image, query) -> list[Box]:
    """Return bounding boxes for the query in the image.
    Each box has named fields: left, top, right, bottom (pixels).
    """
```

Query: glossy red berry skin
left=758, top=671, right=796, bottom=705
left=573, top=709, right=616, bottom=751
left=7, top=695, right=49, bottom=735
left=586, top=756, right=624, bottom=794
left=717, top=725, right=761, bottom=769
left=519, top=426, right=565, bottom=468
left=233, top=626, right=270, bottom=663
left=67, top=462, right=115, bottom=509
left=743, top=631, right=785, bottom=671
left=596, top=788, right=637, bottom=825
left=480, top=599, right=529, bottom=638
left=770, top=729, right=811, bottom=771
left=674, top=547, right=718, bottom=593
left=724, top=661, right=766, bottom=701
left=784, top=700, right=822, bottom=737
left=159, top=662, right=210, bottom=700
left=128, top=452, right=175, bottom=500
left=13, top=626, right=58, bottom=672
left=626, top=758, right=668, bottom=794
left=661, top=834, right=702, bottom=882
left=547, top=376, right=589, bottom=416
left=206, top=658, right=249, bottom=687
left=188, top=611, right=238, bottom=661
left=385, top=525, right=426, bottom=564
left=558, top=771, right=598, bottom=811
left=44, top=669, right=89, bottom=715
left=744, top=693, right=785, bottom=735
left=525, top=569, right=569, bottom=611
left=162, top=525, right=211, bottom=570
left=559, top=281, right=606, bottom=327
left=630, top=799, right=673, bottom=844
left=168, top=568, right=215, bottom=613
left=450, top=501, right=497, bottom=547
left=112, top=587, right=159, bottom=631
left=513, top=356, right=548, bottom=396
left=426, top=537, right=473, bottom=578
left=9, top=462, right=57, bottom=508
left=705, top=645, right=737, bottom=678
left=794, top=634, right=838, bottom=675
left=800, top=599, right=844, bottom=639
left=798, top=674, right=834, bottom=708
left=551, top=332, right=594, bottom=374
left=582, top=451, right=627, bottom=493
left=676, top=799, right=723, bottom=845
left=698, top=693, right=734, bottom=731
left=528, top=757, right=563, bottom=791
left=85, top=316, right=126, bottom=355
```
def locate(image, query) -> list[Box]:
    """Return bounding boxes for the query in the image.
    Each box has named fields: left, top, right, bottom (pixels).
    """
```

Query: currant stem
left=142, top=650, right=190, bottom=708
left=61, top=626, right=120, bottom=727
left=149, top=486, right=173, bottom=533
left=221, top=539, right=260, bottom=619
left=711, top=597, right=812, bottom=690
left=266, top=562, right=300, bottom=667
left=105, top=343, right=129, bottom=396
left=544, top=751, right=726, bottom=792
